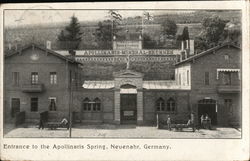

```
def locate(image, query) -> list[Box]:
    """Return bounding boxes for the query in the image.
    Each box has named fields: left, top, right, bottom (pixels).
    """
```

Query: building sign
left=77, top=49, right=179, bottom=56
left=124, top=111, right=134, bottom=116
left=116, top=41, right=140, bottom=50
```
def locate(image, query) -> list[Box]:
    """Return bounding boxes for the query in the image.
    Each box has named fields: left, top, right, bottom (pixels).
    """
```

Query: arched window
left=167, top=98, right=175, bottom=112
left=93, top=98, right=101, bottom=111
left=156, top=98, right=165, bottom=111
left=83, top=98, right=91, bottom=111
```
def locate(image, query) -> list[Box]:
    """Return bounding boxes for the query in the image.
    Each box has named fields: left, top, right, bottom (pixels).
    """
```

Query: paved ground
left=3, top=123, right=241, bottom=138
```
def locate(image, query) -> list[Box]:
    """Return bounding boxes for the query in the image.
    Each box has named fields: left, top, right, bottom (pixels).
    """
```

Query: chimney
left=181, top=51, right=186, bottom=61
left=189, top=40, right=194, bottom=56
left=69, top=50, right=76, bottom=60
left=181, top=41, right=184, bottom=50
left=46, top=40, right=51, bottom=49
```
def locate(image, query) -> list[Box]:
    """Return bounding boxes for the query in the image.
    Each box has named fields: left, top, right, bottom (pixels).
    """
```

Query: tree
left=58, top=15, right=82, bottom=50
left=161, top=19, right=177, bottom=38
left=143, top=34, right=157, bottom=49
left=194, top=15, right=229, bottom=51
left=95, top=20, right=113, bottom=49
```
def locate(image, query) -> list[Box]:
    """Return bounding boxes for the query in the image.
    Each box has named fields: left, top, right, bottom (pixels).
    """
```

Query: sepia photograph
left=1, top=2, right=249, bottom=161
left=2, top=8, right=243, bottom=139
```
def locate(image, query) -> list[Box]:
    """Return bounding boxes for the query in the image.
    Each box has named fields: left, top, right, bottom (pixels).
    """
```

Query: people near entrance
left=201, top=114, right=212, bottom=129
left=190, top=112, right=195, bottom=131
left=167, top=115, right=171, bottom=130
left=200, top=115, right=205, bottom=128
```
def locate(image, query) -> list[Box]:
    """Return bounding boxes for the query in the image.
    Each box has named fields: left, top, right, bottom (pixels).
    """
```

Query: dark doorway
left=120, top=94, right=137, bottom=124
left=11, top=98, right=20, bottom=118
left=198, top=99, right=217, bottom=125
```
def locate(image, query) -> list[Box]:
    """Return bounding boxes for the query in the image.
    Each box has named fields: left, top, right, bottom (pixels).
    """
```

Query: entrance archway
left=198, top=99, right=217, bottom=125
left=120, top=84, right=137, bottom=124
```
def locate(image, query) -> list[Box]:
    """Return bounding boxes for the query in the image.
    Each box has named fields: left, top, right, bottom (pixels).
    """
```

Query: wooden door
left=11, top=98, right=20, bottom=118
left=120, top=94, right=137, bottom=124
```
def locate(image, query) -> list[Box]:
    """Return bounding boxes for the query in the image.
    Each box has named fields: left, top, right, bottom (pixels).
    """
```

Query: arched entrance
left=120, top=84, right=137, bottom=124
left=198, top=99, right=217, bottom=125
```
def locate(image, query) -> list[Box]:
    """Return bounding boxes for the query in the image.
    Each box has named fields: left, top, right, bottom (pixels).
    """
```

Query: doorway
left=120, top=94, right=137, bottom=124
left=11, top=98, right=20, bottom=118
left=198, top=99, right=217, bottom=125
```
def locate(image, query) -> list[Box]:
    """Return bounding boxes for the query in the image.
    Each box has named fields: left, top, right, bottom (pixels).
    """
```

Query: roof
left=82, top=80, right=190, bottom=90
left=4, top=43, right=82, bottom=65
left=175, top=42, right=241, bottom=66
left=143, top=81, right=190, bottom=90
left=82, top=81, right=115, bottom=89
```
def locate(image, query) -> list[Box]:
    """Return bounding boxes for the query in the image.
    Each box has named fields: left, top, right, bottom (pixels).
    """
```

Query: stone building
left=4, top=39, right=241, bottom=127
left=4, top=44, right=82, bottom=123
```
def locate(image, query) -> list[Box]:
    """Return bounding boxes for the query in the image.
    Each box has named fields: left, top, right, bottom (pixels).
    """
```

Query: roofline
left=175, top=42, right=241, bottom=66
left=4, top=43, right=83, bottom=65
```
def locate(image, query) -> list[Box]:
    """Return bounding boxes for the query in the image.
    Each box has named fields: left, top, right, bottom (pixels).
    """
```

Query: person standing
left=190, top=112, right=195, bottom=132
left=167, top=115, right=171, bottom=131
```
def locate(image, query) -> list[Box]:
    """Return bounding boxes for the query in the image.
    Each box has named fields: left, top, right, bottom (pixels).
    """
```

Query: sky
left=4, top=10, right=195, bottom=27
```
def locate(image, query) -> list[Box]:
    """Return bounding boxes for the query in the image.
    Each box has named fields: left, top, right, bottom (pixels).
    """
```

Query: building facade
left=4, top=41, right=241, bottom=127
left=4, top=44, right=82, bottom=123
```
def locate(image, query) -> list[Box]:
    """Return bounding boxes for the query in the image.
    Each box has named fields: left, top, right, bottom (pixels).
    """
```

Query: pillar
left=114, top=90, right=120, bottom=124
left=137, top=91, right=143, bottom=125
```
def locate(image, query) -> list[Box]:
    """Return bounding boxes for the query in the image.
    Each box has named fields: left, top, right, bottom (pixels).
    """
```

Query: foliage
left=143, top=34, right=157, bottom=49
left=95, top=20, right=113, bottom=49
left=194, top=15, right=229, bottom=51
left=161, top=19, right=177, bottom=37
left=57, top=15, right=82, bottom=50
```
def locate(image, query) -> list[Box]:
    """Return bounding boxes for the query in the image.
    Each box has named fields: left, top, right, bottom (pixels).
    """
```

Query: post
left=69, top=78, right=74, bottom=138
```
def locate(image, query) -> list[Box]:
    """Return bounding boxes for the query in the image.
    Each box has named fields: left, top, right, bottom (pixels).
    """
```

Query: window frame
left=31, top=72, right=38, bottom=84
left=49, top=97, right=57, bottom=111
left=50, top=72, right=57, bottom=85
left=30, top=97, right=38, bottom=112
left=12, top=72, right=19, bottom=86
left=204, top=71, right=209, bottom=85
left=166, top=98, right=176, bottom=112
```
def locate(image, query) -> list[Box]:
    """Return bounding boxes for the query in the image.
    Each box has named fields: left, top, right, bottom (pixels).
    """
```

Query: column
left=114, top=90, right=120, bottom=124
left=137, top=91, right=143, bottom=125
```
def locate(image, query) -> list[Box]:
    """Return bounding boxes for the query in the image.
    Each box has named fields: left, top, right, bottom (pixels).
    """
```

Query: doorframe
left=11, top=97, right=21, bottom=118
left=197, top=99, right=217, bottom=125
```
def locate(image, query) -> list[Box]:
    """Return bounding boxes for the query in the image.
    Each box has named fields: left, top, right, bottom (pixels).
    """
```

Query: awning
left=143, top=81, right=190, bottom=90
left=216, top=68, right=240, bottom=79
left=120, top=88, right=137, bottom=94
left=82, top=81, right=114, bottom=89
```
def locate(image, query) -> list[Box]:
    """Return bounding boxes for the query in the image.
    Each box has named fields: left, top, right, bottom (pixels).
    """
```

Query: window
left=83, top=98, right=91, bottom=111
left=224, top=99, right=233, bottom=114
left=224, top=54, right=229, bottom=60
left=50, top=72, right=57, bottom=84
left=82, top=98, right=101, bottom=112
left=12, top=72, right=19, bottom=86
left=31, top=72, right=38, bottom=84
left=93, top=98, right=101, bottom=111
left=187, top=70, right=189, bottom=85
left=49, top=97, right=56, bottom=111
left=204, top=72, right=209, bottom=85
left=222, top=72, right=231, bottom=85
left=31, top=97, right=38, bottom=112
left=156, top=98, right=165, bottom=111
left=167, top=98, right=176, bottom=112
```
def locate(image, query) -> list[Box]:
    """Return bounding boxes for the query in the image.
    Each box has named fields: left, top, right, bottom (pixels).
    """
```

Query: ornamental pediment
left=113, top=70, right=144, bottom=78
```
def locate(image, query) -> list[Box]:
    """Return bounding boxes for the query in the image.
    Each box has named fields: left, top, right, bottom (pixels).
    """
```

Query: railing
left=217, top=85, right=241, bottom=93
left=22, top=83, right=44, bottom=92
